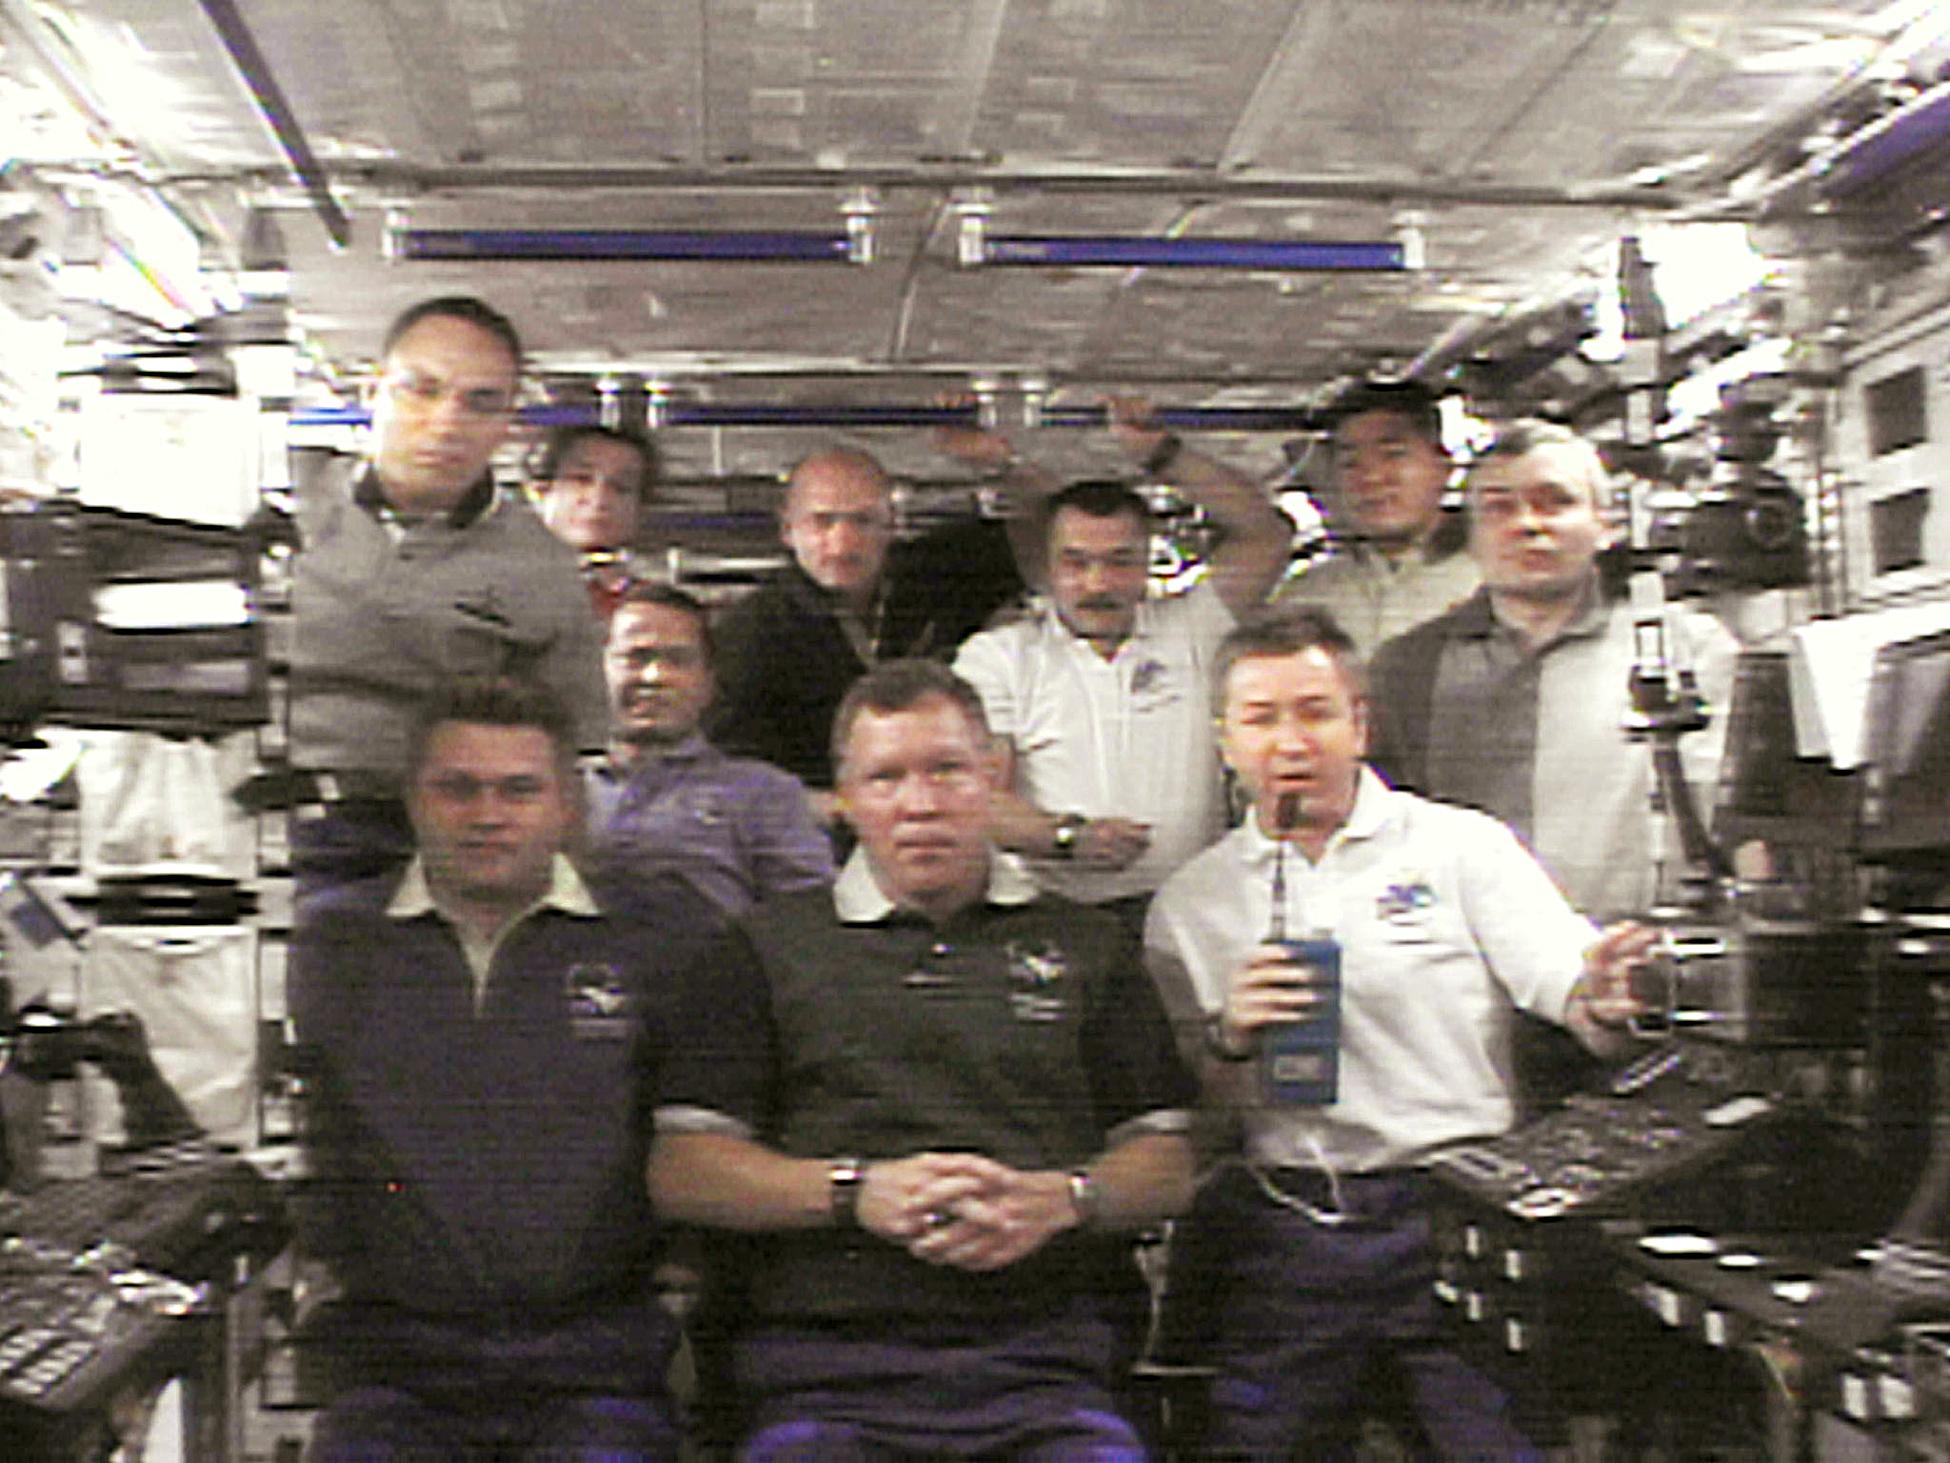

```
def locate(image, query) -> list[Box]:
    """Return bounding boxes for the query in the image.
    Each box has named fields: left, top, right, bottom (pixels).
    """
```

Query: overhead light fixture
left=387, top=226, right=867, bottom=265
left=1039, top=404, right=1317, bottom=432
left=291, top=399, right=1319, bottom=432
left=958, top=225, right=1409, bottom=273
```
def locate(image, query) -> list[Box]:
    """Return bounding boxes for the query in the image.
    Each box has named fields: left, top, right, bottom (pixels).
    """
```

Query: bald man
left=705, top=447, right=1022, bottom=806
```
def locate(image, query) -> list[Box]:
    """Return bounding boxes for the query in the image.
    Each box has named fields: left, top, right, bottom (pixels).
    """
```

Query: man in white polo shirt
left=1144, top=607, right=1653, bottom=1457
left=952, top=419, right=1290, bottom=932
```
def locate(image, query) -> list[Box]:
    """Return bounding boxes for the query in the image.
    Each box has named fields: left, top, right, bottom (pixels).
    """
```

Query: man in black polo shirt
left=649, top=659, right=1195, bottom=1458
left=704, top=447, right=1023, bottom=820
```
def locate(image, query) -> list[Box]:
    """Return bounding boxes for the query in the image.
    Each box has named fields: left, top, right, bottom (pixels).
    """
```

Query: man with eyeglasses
left=650, top=659, right=1194, bottom=1458
left=289, top=295, right=606, bottom=900
left=705, top=446, right=1025, bottom=821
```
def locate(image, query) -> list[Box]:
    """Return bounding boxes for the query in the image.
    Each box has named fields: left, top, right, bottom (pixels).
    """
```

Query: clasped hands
left=854, top=1152, right=1078, bottom=1273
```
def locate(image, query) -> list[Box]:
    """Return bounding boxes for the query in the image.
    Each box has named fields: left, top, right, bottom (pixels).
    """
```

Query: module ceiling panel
left=19, top=0, right=1948, bottom=467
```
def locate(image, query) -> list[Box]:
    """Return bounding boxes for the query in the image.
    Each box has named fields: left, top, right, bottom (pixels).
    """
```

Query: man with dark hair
left=705, top=445, right=1024, bottom=814
left=587, top=581, right=833, bottom=923
left=952, top=408, right=1291, bottom=929
left=1144, top=608, right=1655, bottom=1457
left=379, top=295, right=528, bottom=366
left=530, top=424, right=660, bottom=621
left=291, top=676, right=698, bottom=1462
left=1367, top=419, right=1737, bottom=921
left=649, top=658, right=1195, bottom=1458
left=289, top=294, right=606, bottom=899
left=1271, top=378, right=1478, bottom=654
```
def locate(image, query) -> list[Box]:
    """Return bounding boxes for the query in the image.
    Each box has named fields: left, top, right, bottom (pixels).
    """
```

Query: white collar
left=387, top=852, right=600, bottom=922
left=832, top=845, right=1039, bottom=923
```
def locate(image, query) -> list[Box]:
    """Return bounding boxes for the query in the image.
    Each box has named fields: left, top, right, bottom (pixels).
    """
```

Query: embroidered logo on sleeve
left=1005, top=940, right=1071, bottom=1022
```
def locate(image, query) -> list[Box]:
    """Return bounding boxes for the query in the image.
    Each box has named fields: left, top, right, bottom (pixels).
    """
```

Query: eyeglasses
left=381, top=369, right=515, bottom=421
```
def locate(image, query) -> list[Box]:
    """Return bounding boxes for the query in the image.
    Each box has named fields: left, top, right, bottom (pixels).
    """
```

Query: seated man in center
left=648, top=659, right=1196, bottom=1460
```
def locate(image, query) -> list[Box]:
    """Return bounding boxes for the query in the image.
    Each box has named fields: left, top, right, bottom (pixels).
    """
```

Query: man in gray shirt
left=289, top=295, right=604, bottom=898
left=1367, top=418, right=1738, bottom=922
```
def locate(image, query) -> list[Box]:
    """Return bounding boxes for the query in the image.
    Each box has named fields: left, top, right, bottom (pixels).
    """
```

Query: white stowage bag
left=82, top=925, right=258, bottom=1149
left=76, top=729, right=257, bottom=880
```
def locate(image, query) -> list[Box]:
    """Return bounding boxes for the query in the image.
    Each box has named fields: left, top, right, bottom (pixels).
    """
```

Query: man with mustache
left=587, top=582, right=833, bottom=923
left=952, top=405, right=1291, bottom=932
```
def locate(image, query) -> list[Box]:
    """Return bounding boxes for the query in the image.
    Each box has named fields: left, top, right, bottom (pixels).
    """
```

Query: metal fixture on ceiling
left=287, top=400, right=1321, bottom=434
left=316, top=160, right=1707, bottom=215
left=965, top=233, right=1412, bottom=272
left=193, top=0, right=349, bottom=246
left=386, top=227, right=866, bottom=265
left=385, top=189, right=880, bottom=266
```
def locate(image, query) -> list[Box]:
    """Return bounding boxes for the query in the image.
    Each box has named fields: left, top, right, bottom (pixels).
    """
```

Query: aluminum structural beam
left=312, top=161, right=1706, bottom=215
left=195, top=0, right=351, bottom=246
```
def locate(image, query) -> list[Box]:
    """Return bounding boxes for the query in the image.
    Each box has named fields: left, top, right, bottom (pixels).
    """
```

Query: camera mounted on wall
left=1656, top=374, right=1810, bottom=597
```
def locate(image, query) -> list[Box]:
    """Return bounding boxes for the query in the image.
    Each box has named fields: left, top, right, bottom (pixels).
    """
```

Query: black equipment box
left=0, top=1152, right=282, bottom=1457
left=1425, top=1055, right=1804, bottom=1434
left=0, top=504, right=268, bottom=738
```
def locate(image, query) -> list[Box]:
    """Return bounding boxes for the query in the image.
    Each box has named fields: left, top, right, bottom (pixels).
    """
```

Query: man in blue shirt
left=293, top=676, right=694, bottom=1461
left=587, top=582, right=834, bottom=923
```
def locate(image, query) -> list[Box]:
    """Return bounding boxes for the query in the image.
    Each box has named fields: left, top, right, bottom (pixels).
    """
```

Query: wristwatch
left=1203, top=1011, right=1255, bottom=1062
left=1067, top=1167, right=1102, bottom=1230
left=829, top=1157, right=866, bottom=1229
left=1051, top=813, right=1088, bottom=860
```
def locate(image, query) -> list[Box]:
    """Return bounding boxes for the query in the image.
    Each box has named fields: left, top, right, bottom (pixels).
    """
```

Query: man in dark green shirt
left=650, top=659, right=1194, bottom=1458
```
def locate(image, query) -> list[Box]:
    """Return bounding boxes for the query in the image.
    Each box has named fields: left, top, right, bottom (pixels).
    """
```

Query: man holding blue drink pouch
left=1145, top=608, right=1656, bottom=1458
